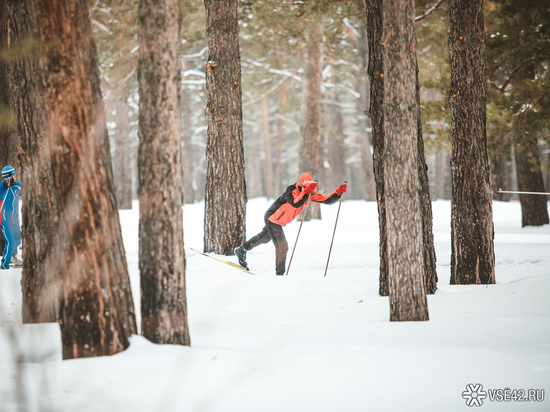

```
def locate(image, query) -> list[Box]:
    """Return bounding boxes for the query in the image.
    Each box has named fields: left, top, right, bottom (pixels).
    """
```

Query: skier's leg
left=268, top=223, right=288, bottom=276
left=243, top=226, right=271, bottom=250
left=236, top=226, right=271, bottom=269
left=0, top=225, right=13, bottom=269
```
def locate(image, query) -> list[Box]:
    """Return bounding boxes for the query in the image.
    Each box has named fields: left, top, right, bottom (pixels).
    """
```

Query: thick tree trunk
left=274, top=83, right=286, bottom=196
left=262, top=97, right=274, bottom=199
left=358, top=26, right=376, bottom=201
left=514, top=140, right=549, bottom=226
left=115, top=92, right=132, bottom=209
left=138, top=0, right=190, bottom=345
left=382, top=0, right=429, bottom=321
left=7, top=0, right=59, bottom=324
left=365, top=0, right=388, bottom=296
left=17, top=0, right=137, bottom=358
left=448, top=0, right=495, bottom=285
left=299, top=21, right=323, bottom=220
left=203, top=0, right=247, bottom=255
left=367, top=0, right=437, bottom=296
left=181, top=60, right=196, bottom=204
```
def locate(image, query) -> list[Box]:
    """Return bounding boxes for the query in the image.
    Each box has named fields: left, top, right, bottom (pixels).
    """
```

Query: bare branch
left=415, top=0, right=445, bottom=22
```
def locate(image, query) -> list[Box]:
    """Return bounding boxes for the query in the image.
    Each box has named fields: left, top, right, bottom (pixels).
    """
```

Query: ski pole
left=286, top=191, right=312, bottom=277
left=324, top=182, right=346, bottom=277
left=498, top=188, right=550, bottom=196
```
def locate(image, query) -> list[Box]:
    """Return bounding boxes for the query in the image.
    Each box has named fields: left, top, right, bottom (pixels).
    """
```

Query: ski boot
left=234, top=245, right=249, bottom=270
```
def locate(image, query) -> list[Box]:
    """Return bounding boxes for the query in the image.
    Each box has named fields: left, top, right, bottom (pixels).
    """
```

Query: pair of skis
left=190, top=247, right=258, bottom=276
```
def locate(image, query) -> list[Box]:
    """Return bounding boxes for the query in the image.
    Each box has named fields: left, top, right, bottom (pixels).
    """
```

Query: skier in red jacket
left=234, top=172, right=347, bottom=275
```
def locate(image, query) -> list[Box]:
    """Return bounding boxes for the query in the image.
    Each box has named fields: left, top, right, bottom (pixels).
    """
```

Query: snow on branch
left=181, top=47, right=209, bottom=60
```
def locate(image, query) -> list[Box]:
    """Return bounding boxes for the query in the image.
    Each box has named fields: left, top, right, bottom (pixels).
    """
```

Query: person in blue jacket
left=0, top=166, right=22, bottom=269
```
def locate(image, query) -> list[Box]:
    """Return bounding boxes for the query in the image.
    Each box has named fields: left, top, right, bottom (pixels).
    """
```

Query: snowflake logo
left=462, top=383, right=487, bottom=407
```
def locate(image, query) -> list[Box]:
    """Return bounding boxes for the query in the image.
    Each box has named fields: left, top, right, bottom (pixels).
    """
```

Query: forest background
left=35, top=0, right=545, bottom=209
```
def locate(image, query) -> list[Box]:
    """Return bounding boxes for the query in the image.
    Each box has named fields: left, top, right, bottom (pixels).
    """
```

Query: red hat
left=299, top=172, right=314, bottom=185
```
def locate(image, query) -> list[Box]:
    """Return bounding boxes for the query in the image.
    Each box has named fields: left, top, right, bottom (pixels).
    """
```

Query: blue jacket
left=0, top=181, right=22, bottom=225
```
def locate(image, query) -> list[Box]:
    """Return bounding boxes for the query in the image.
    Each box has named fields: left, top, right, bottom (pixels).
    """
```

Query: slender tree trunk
left=382, top=0, right=429, bottom=321
left=434, top=149, right=448, bottom=199
left=203, top=0, right=247, bottom=254
left=414, top=51, right=438, bottom=295
left=274, top=83, right=286, bottom=196
left=358, top=26, right=376, bottom=201
left=181, top=60, right=196, bottom=204
left=490, top=153, right=510, bottom=201
left=115, top=91, right=132, bottom=209
left=299, top=21, right=323, bottom=220
left=138, top=0, right=190, bottom=345
left=327, top=94, right=346, bottom=189
left=365, top=0, right=388, bottom=296
left=18, top=0, right=137, bottom=358
left=448, top=0, right=495, bottom=285
left=262, top=96, right=274, bottom=199
left=514, top=140, right=549, bottom=226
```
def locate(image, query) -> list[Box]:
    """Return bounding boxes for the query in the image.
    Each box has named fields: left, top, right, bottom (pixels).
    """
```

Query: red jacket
left=265, top=184, right=341, bottom=227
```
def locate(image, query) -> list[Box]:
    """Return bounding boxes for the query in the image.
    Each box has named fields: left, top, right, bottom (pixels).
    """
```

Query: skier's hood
left=299, top=172, right=314, bottom=186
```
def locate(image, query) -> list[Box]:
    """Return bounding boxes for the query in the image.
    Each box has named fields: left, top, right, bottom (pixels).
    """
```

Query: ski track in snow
left=0, top=199, right=549, bottom=412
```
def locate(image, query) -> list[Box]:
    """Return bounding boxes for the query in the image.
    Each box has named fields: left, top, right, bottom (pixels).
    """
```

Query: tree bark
left=16, top=0, right=137, bottom=358
left=514, top=140, right=549, bottom=226
left=138, top=0, right=190, bottom=345
left=367, top=0, right=437, bottom=296
left=414, top=50, right=438, bottom=295
left=299, top=21, right=323, bottom=220
left=203, top=0, right=247, bottom=255
left=7, top=0, right=58, bottom=324
left=382, top=0, right=429, bottom=321
left=115, top=91, right=132, bottom=209
left=358, top=25, right=376, bottom=201
left=261, top=96, right=274, bottom=199
left=448, top=0, right=495, bottom=285
left=365, top=0, right=388, bottom=296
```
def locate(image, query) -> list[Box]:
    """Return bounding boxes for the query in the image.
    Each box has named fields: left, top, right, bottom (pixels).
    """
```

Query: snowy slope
left=1, top=199, right=549, bottom=411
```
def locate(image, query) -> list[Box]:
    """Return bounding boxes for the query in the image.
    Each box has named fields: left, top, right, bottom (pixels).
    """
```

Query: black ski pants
left=243, top=222, right=288, bottom=275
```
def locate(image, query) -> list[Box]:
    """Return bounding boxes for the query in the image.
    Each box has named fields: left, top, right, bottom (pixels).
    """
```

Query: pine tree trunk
left=367, top=0, right=437, bottom=296
left=414, top=51, right=438, bottom=295
left=382, top=0, right=429, bottom=321
left=20, top=0, right=137, bottom=358
left=8, top=0, right=59, bottom=324
left=203, top=0, right=247, bottom=254
left=366, top=0, right=388, bottom=296
left=115, top=92, right=132, bottom=209
left=358, top=26, right=376, bottom=201
left=514, top=140, right=549, bottom=226
left=262, top=97, right=274, bottom=199
left=181, top=60, right=196, bottom=204
left=299, top=21, right=323, bottom=220
left=138, top=0, right=190, bottom=345
left=327, top=94, right=346, bottom=189
left=448, top=0, right=495, bottom=285
left=490, top=153, right=510, bottom=201
left=274, top=83, right=286, bottom=196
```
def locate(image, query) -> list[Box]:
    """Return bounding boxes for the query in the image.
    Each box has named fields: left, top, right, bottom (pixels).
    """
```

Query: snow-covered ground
left=1, top=199, right=549, bottom=411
